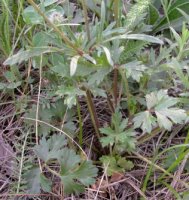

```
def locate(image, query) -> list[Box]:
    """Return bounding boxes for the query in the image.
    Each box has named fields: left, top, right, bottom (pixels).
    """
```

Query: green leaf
left=23, top=6, right=43, bottom=25
left=33, top=32, right=54, bottom=47
left=83, top=54, right=96, bottom=65
left=4, top=47, right=57, bottom=66
left=100, top=127, right=115, bottom=147
left=59, top=149, right=98, bottom=194
left=100, top=156, right=124, bottom=176
left=100, top=0, right=106, bottom=36
left=117, top=157, right=134, bottom=171
left=56, top=86, right=86, bottom=108
left=43, top=0, right=59, bottom=7
left=119, top=40, right=148, bottom=64
left=134, top=111, right=156, bottom=133
left=85, top=0, right=100, bottom=16
left=100, top=46, right=114, bottom=66
left=121, top=61, right=147, bottom=82
left=73, top=161, right=98, bottom=186
left=60, top=176, right=83, bottom=194
left=104, top=34, right=163, bottom=45
left=100, top=111, right=136, bottom=153
left=40, top=174, right=52, bottom=192
left=177, top=8, right=189, bottom=21
left=70, top=55, right=80, bottom=76
left=124, top=34, right=163, bottom=44
left=34, top=135, right=67, bottom=162
left=58, top=148, right=81, bottom=172
left=157, top=108, right=187, bottom=125
left=156, top=112, right=172, bottom=131
left=25, top=167, right=41, bottom=194
left=33, top=135, right=98, bottom=195
left=148, top=4, right=159, bottom=25
left=170, top=27, right=182, bottom=46
left=52, top=64, right=70, bottom=77
left=153, top=0, right=189, bottom=32
left=150, top=90, right=187, bottom=129
left=88, top=67, right=111, bottom=86
left=34, top=138, right=49, bottom=161
left=134, top=90, right=187, bottom=132
left=146, top=90, right=177, bottom=110
left=23, top=1, right=61, bottom=25
left=100, top=155, right=134, bottom=176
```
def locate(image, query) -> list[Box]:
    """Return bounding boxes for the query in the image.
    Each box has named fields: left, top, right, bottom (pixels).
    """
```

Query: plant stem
left=85, top=90, right=101, bottom=140
left=113, top=67, right=118, bottom=108
left=27, top=0, right=83, bottom=55
left=106, top=92, right=115, bottom=113
left=120, top=69, right=132, bottom=117
left=81, top=0, right=91, bottom=41
left=76, top=97, right=83, bottom=147
left=85, top=90, right=107, bottom=154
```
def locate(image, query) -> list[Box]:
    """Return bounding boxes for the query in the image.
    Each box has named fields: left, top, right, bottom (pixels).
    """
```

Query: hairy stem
left=120, top=69, right=131, bottom=117
left=85, top=90, right=101, bottom=140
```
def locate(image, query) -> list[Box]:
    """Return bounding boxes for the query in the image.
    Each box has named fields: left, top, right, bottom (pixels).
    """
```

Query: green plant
left=99, top=111, right=135, bottom=175
left=100, top=111, right=136, bottom=153
left=2, top=0, right=189, bottom=198
left=152, top=0, right=189, bottom=32
left=134, top=90, right=187, bottom=133
left=25, top=135, right=98, bottom=194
